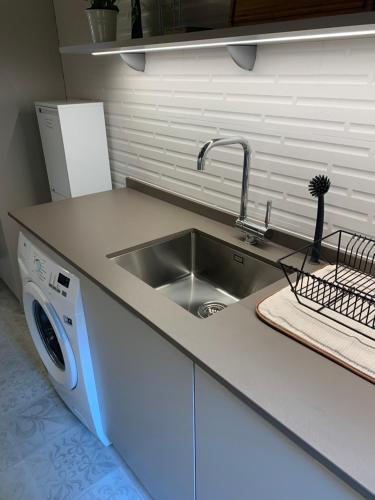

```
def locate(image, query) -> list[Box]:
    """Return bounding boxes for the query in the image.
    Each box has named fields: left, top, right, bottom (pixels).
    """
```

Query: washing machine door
left=23, top=281, right=78, bottom=389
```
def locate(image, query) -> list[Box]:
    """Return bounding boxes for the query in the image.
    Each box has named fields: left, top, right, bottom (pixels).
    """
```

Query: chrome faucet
left=197, top=137, right=272, bottom=244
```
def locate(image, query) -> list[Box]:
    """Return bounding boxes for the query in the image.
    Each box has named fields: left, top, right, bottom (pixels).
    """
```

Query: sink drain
left=197, top=301, right=227, bottom=318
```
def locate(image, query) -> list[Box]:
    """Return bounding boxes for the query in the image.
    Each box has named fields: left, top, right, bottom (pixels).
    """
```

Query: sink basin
left=108, top=230, right=283, bottom=318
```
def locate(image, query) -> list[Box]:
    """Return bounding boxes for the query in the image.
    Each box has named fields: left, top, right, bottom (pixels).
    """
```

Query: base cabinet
left=25, top=233, right=366, bottom=500
left=195, top=367, right=361, bottom=500
left=82, top=275, right=362, bottom=500
left=82, top=279, right=195, bottom=500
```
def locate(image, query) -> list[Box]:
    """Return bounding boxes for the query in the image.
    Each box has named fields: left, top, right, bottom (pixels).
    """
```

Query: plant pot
left=86, top=9, right=118, bottom=43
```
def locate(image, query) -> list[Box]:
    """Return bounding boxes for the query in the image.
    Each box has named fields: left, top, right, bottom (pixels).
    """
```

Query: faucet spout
left=197, top=136, right=272, bottom=244
left=197, top=137, right=250, bottom=220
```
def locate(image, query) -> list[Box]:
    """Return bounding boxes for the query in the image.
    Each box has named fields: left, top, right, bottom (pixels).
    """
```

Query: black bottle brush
left=308, top=175, right=331, bottom=263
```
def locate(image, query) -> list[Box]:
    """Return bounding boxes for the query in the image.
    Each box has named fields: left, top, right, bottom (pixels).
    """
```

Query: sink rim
left=106, top=227, right=281, bottom=272
left=106, top=228, right=284, bottom=319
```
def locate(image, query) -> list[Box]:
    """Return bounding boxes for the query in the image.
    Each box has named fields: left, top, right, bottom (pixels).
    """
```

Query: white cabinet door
left=36, top=106, right=71, bottom=198
left=195, top=367, right=361, bottom=500
left=81, top=278, right=195, bottom=500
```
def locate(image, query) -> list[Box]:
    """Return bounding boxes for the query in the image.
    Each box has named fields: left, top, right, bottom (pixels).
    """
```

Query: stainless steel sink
left=108, top=230, right=283, bottom=318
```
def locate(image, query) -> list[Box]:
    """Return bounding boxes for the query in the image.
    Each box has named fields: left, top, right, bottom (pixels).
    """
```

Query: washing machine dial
left=34, top=257, right=47, bottom=281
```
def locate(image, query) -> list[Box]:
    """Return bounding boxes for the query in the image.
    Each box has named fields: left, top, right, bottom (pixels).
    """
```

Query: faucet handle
left=265, top=201, right=272, bottom=228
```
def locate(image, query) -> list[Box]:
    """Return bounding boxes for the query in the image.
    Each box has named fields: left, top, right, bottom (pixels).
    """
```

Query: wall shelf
left=59, top=14, right=375, bottom=72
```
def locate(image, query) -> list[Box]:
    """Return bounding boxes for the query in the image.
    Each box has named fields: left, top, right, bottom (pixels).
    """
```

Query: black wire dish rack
left=279, top=230, right=375, bottom=341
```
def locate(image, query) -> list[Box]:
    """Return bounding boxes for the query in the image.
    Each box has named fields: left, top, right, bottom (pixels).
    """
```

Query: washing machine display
left=58, top=273, right=70, bottom=288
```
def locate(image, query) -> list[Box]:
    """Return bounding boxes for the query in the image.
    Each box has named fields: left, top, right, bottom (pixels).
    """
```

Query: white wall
left=0, top=1, right=66, bottom=298
left=56, top=1, right=375, bottom=239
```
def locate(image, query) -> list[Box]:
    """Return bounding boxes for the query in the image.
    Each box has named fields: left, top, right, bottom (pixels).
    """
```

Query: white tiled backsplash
left=61, top=37, right=375, bottom=239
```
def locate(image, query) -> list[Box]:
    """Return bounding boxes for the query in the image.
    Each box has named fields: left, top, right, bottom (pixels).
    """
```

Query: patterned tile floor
left=0, top=280, right=151, bottom=500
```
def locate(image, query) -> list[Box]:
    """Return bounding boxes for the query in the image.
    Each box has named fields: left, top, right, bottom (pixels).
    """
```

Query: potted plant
left=86, top=0, right=119, bottom=43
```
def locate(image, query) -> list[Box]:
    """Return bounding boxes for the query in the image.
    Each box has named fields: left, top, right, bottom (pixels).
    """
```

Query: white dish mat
left=257, top=265, right=375, bottom=382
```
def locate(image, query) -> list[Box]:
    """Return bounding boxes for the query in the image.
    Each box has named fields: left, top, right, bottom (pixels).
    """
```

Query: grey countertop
left=10, top=187, right=374, bottom=497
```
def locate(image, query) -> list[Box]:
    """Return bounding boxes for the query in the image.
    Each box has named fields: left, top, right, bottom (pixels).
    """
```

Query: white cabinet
left=35, top=101, right=112, bottom=201
left=78, top=277, right=363, bottom=500
left=195, top=367, right=361, bottom=500
left=81, top=278, right=195, bottom=500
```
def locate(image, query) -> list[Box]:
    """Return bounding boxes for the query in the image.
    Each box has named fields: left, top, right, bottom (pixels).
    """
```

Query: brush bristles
left=308, top=175, right=331, bottom=198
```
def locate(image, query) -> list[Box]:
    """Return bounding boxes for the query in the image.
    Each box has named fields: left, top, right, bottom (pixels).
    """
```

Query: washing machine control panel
left=19, top=232, right=79, bottom=303
left=47, top=269, right=73, bottom=299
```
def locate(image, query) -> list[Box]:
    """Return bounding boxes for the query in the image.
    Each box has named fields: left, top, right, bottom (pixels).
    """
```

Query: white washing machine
left=17, top=232, right=109, bottom=446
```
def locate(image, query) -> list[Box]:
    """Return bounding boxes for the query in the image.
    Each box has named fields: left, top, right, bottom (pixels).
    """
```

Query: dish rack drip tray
left=279, top=230, right=375, bottom=339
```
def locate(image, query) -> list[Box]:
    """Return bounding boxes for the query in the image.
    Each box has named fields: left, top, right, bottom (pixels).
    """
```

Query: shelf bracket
left=120, top=52, right=145, bottom=72
left=227, top=45, right=257, bottom=71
